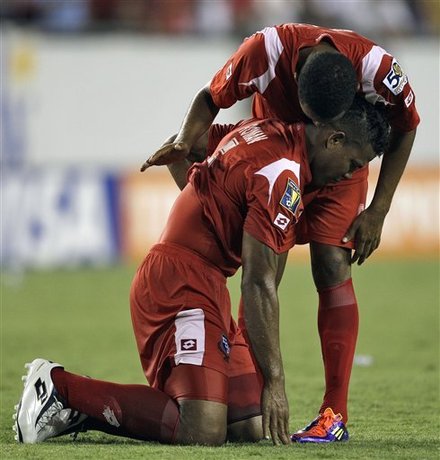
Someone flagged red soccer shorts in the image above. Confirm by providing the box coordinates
[295,166,369,249]
[130,243,261,420]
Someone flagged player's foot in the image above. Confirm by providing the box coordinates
[291,407,349,443]
[13,358,87,443]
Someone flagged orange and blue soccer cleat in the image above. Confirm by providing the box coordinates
[291,407,349,443]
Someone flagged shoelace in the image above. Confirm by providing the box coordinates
[69,411,88,441]
[36,400,64,431]
[53,408,87,441]
[305,411,338,437]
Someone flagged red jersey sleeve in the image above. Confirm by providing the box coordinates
[242,163,303,254]
[210,30,271,109]
[361,45,420,131]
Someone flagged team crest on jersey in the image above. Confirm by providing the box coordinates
[280,178,301,217]
[383,59,408,95]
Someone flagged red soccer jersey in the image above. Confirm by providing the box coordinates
[160,118,311,276]
[210,23,420,132]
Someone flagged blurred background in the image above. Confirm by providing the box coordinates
[2,5,438,452]
[2,0,439,269]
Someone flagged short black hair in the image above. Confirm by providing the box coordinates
[332,96,390,156]
[298,52,357,120]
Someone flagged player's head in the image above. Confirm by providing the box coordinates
[307,96,390,188]
[298,51,358,123]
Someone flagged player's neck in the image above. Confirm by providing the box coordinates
[297,42,339,75]
[304,124,319,163]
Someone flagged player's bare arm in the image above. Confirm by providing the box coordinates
[344,128,416,265]
[156,132,209,190]
[141,85,218,170]
[241,231,290,445]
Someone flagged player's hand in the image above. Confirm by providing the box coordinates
[140,142,190,171]
[261,380,291,445]
[342,207,386,265]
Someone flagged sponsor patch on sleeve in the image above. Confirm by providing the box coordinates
[404,90,414,107]
[383,59,408,96]
[273,212,291,231]
[226,63,233,81]
[280,178,301,216]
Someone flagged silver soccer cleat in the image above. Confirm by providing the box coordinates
[13,358,87,443]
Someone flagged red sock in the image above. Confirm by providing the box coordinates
[52,369,179,443]
[317,278,358,423]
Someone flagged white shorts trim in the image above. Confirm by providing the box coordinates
[174,308,205,366]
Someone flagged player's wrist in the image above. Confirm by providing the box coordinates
[367,202,389,218]
[262,366,285,384]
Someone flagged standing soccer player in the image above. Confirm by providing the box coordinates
[14,99,389,446]
[142,23,420,442]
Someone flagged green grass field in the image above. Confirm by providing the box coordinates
[1,260,439,459]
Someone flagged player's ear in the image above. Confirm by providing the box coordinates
[326,131,346,149]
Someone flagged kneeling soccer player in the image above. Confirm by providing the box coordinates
[14,97,389,446]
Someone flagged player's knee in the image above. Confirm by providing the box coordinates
[186,425,226,446]
[179,426,225,446]
[227,416,263,443]
[310,242,351,288]
[178,419,226,446]
[176,400,227,446]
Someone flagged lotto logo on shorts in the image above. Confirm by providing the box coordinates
[273,212,291,230]
[174,309,205,366]
[181,339,197,351]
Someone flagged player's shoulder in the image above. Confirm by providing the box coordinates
[239,25,284,60]
[274,23,377,65]
[234,117,290,142]
[216,117,303,156]
[236,118,305,165]
[278,23,372,44]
